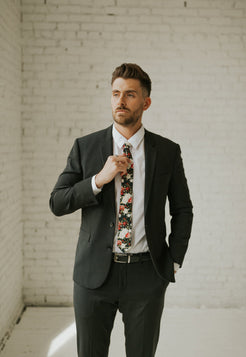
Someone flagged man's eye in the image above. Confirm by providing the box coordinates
[128,94,134,97]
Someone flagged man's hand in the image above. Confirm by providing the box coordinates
[95,155,130,188]
[174,262,180,274]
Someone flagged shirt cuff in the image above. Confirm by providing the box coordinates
[91,175,102,195]
[174,262,180,272]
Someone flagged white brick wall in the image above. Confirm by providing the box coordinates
[0,0,23,351]
[21,0,246,307]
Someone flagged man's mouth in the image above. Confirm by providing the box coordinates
[116,108,129,113]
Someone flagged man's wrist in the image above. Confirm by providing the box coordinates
[95,173,104,189]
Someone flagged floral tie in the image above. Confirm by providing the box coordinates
[117,143,134,252]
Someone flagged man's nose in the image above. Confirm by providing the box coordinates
[117,94,126,107]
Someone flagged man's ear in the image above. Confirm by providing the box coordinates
[143,97,151,111]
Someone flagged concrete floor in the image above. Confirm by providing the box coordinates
[1,307,246,357]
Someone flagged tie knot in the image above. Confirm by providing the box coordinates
[123,143,132,159]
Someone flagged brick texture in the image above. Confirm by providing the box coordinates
[19,0,246,308]
[0,0,23,351]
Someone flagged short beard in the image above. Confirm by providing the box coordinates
[112,111,142,127]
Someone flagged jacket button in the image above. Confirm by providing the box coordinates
[109,222,114,228]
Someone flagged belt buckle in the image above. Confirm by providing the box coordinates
[114,253,127,263]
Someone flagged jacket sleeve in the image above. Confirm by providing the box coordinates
[49,139,100,216]
[168,144,193,267]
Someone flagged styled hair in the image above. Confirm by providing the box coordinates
[111,63,151,97]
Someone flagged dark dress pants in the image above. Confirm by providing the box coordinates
[73,258,169,357]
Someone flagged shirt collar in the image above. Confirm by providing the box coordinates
[112,124,145,150]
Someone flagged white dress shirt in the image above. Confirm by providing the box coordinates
[92,125,180,272]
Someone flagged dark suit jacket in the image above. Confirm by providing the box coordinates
[49,125,193,289]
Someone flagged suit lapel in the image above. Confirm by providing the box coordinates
[144,130,157,215]
[99,125,116,213]
[99,125,113,163]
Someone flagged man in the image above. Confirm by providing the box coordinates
[49,63,193,357]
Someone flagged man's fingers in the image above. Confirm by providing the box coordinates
[96,154,131,187]
[114,155,129,163]
[113,155,130,171]
[118,163,128,174]
[114,155,132,176]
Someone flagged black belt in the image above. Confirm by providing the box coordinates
[113,252,151,264]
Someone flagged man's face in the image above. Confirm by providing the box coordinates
[111,78,150,128]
